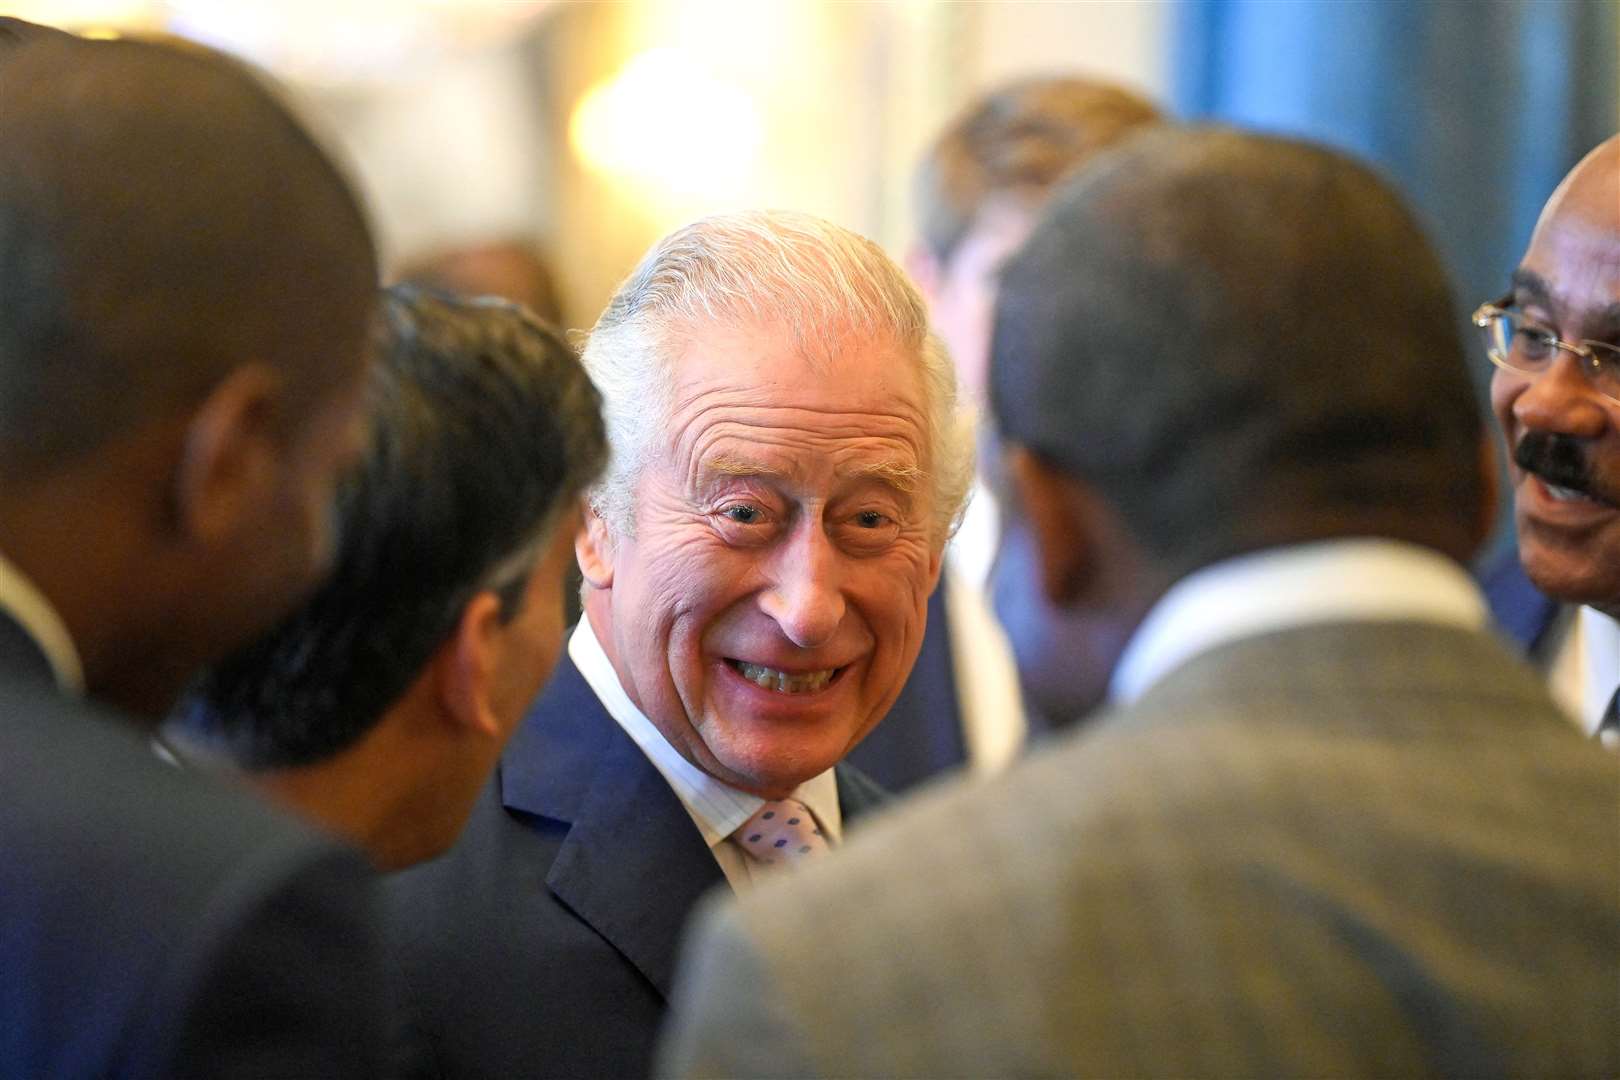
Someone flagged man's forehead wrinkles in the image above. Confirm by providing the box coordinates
[675,391,924,425]
[687,427,923,471]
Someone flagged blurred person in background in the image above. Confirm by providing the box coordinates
[908,76,1163,740]
[1478,135,1620,749]
[397,237,565,325]
[394,238,588,627]
[0,24,393,1076]
[662,127,1619,1078]
[385,209,971,1079]
[170,285,606,870]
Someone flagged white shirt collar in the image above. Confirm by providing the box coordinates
[0,547,83,694]
[1110,538,1487,705]
[566,616,842,852]
[1577,606,1620,736]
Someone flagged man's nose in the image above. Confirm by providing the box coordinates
[1512,353,1610,440]
[759,523,846,649]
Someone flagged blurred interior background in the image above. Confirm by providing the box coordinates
[11,0,1620,550]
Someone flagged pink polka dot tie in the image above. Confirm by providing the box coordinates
[732,798,830,866]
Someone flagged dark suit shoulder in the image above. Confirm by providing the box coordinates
[833,761,889,822]
[0,679,387,1078]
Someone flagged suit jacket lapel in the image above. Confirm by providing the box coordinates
[499,655,727,1002]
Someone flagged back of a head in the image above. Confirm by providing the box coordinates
[583,209,973,540]
[915,76,1162,262]
[0,34,378,473]
[177,287,607,769]
[992,126,1485,578]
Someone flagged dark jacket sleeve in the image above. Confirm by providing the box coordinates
[131,841,392,1079]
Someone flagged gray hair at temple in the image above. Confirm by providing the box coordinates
[580,209,973,542]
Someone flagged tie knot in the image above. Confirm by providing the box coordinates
[732,798,830,865]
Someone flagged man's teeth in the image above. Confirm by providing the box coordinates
[732,661,835,694]
[1545,482,1592,502]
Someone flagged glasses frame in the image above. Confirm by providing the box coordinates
[1472,294,1620,405]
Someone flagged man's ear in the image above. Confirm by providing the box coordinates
[435,590,505,738]
[1006,445,1101,607]
[170,364,285,543]
[576,506,615,590]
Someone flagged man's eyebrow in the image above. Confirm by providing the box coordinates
[702,455,776,479]
[1509,268,1553,309]
[1510,267,1620,340]
[841,459,923,493]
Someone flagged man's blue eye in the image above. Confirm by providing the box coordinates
[725,505,760,524]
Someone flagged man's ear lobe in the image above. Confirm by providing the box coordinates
[576,506,615,590]
[1006,445,1098,606]
[171,364,284,543]
[437,590,504,738]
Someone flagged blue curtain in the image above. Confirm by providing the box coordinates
[1173,0,1618,553]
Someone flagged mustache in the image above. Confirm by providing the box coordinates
[1513,432,1605,500]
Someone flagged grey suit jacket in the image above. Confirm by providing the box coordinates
[661,620,1620,1078]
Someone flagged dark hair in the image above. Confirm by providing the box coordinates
[914,76,1161,262]
[176,286,607,768]
[0,35,377,473]
[991,126,1485,577]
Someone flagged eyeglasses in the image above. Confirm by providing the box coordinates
[1473,295,1620,404]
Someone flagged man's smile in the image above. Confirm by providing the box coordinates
[724,658,846,694]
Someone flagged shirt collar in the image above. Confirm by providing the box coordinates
[1110,538,1487,706]
[0,547,83,694]
[1577,606,1620,735]
[567,616,842,848]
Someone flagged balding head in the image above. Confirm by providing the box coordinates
[1535,135,1619,240]
[992,127,1486,581]
[0,34,377,472]
[0,33,380,717]
[1490,133,1620,614]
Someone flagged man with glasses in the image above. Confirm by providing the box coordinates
[1477,134,1620,748]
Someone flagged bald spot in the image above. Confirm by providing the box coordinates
[1536,135,1619,238]
[0,37,378,471]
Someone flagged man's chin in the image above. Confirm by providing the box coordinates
[1518,533,1620,611]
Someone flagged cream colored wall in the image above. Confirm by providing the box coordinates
[293,0,1172,329]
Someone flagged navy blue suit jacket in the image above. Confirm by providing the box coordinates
[0,615,389,1078]
[843,583,965,791]
[1479,545,1565,657]
[385,653,887,1079]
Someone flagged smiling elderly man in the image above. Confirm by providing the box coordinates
[386,210,972,1079]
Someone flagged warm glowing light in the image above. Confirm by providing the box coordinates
[6,0,158,29]
[569,47,762,203]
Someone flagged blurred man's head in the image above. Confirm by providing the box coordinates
[909,76,1160,409]
[578,210,972,799]
[176,286,607,868]
[1485,135,1620,617]
[0,33,378,716]
[991,127,1491,705]
[397,239,565,326]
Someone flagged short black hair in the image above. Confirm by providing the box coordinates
[0,34,377,474]
[175,286,607,768]
[991,127,1484,577]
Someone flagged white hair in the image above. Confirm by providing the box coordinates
[581,209,973,542]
